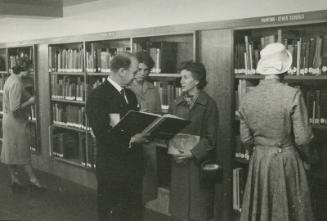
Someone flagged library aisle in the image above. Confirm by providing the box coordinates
[0,164,171,221]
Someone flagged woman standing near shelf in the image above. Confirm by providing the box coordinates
[168,61,218,221]
[239,43,314,221]
[128,51,162,204]
[1,58,46,193]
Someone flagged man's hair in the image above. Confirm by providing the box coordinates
[135,51,155,70]
[110,52,134,72]
[12,57,32,75]
[179,61,207,89]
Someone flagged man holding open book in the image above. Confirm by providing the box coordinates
[86,53,149,221]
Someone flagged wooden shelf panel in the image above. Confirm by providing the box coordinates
[312,124,327,130]
[51,98,85,105]
[51,123,89,133]
[0,71,8,74]
[235,74,327,81]
[53,156,87,168]
[50,72,85,76]
[87,72,109,77]
[149,73,181,81]
[234,157,249,164]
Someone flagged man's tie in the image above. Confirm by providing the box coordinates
[120,88,128,104]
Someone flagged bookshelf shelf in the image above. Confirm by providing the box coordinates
[53,156,86,168]
[51,123,88,133]
[234,157,249,164]
[51,98,85,105]
[50,72,85,76]
[87,72,109,77]
[235,74,327,81]
[312,124,327,130]
[0,71,8,74]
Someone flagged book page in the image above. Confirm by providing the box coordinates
[109,113,120,127]
[168,133,200,155]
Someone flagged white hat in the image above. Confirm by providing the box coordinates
[256,42,292,75]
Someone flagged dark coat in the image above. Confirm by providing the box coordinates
[86,79,144,181]
[169,90,219,221]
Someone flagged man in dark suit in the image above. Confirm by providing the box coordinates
[86,53,148,221]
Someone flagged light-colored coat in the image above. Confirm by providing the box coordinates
[239,79,314,221]
[1,74,30,165]
[169,90,219,221]
[129,80,162,203]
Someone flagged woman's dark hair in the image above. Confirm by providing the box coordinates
[110,53,133,72]
[12,58,32,75]
[135,51,155,70]
[179,61,207,89]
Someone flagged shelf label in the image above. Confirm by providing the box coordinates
[260,13,305,24]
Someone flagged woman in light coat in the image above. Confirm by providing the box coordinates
[239,43,314,221]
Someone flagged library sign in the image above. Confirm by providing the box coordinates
[260,14,305,24]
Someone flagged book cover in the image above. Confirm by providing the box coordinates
[167,133,200,155]
[112,110,190,140]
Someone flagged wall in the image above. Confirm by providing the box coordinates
[0,0,327,44]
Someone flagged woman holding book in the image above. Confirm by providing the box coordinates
[129,51,161,204]
[1,58,46,193]
[168,61,218,221]
[239,43,314,221]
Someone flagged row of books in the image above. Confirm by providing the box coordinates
[52,104,86,128]
[235,32,327,76]
[86,46,130,73]
[52,131,96,168]
[50,75,85,101]
[233,167,246,212]
[305,89,327,125]
[49,47,84,72]
[133,42,178,73]
[29,105,37,121]
[234,136,250,160]
[8,52,33,72]
[156,83,182,109]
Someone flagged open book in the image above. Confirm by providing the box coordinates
[112,110,191,140]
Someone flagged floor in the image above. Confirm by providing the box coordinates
[0,164,172,221]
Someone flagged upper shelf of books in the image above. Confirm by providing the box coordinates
[48,33,194,75]
[234,23,327,79]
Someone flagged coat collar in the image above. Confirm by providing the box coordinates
[175,90,209,107]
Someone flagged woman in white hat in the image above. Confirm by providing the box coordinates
[239,42,314,221]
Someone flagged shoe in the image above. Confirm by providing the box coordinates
[10,181,25,193]
[28,182,47,193]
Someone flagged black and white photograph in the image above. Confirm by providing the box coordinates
[0,0,326,220]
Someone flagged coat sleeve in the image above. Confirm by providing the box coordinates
[9,81,22,112]
[191,99,219,162]
[239,99,254,147]
[86,91,130,154]
[291,90,313,146]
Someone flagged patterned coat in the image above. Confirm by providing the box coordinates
[239,79,314,221]
[169,90,219,221]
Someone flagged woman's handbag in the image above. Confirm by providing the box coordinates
[199,159,223,185]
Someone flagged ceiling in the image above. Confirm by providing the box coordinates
[63,0,98,7]
[0,0,99,18]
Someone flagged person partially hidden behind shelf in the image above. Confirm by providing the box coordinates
[86,52,149,221]
[239,42,314,221]
[128,51,162,205]
[1,58,46,193]
[168,61,219,221]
